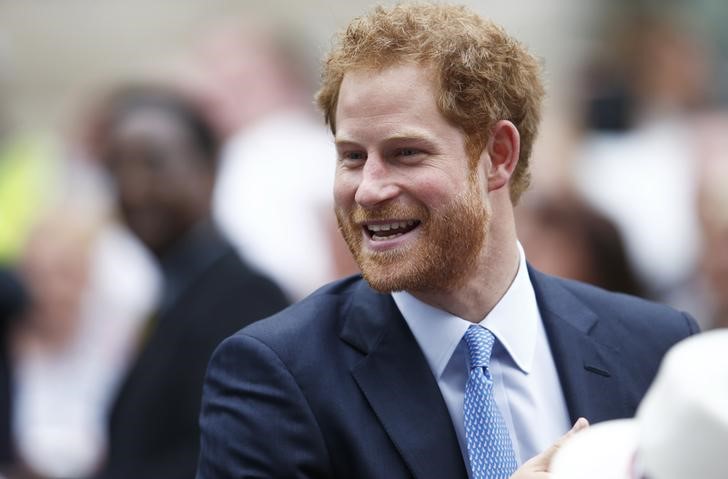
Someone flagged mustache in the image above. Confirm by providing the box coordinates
[343,204,430,224]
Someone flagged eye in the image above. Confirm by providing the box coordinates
[344,151,366,160]
[339,150,367,167]
[394,147,425,163]
[399,148,418,156]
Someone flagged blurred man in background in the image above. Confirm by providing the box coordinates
[95,85,288,479]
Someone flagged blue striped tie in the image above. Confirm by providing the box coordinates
[463,325,518,479]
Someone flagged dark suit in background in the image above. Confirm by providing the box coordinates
[197,269,698,479]
[95,85,290,479]
[0,268,26,467]
[99,224,288,479]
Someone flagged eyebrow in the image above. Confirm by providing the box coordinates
[335,130,436,148]
[334,137,358,146]
[382,134,435,146]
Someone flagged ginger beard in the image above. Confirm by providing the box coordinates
[336,177,489,293]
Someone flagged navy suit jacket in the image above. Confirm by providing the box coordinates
[197,268,698,479]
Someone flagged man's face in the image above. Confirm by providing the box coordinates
[103,107,213,256]
[333,62,489,293]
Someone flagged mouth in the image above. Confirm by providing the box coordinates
[363,220,421,241]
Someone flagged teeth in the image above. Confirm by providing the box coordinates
[368,221,413,232]
[366,220,419,241]
[372,232,404,241]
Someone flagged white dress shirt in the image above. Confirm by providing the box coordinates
[392,243,571,474]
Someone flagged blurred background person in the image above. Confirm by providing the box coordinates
[0,204,160,479]
[666,113,728,330]
[517,192,645,298]
[176,19,357,300]
[693,117,728,329]
[0,28,161,478]
[9,210,99,478]
[94,84,288,479]
[570,7,716,304]
[518,2,728,330]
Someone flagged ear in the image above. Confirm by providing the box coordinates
[483,120,520,193]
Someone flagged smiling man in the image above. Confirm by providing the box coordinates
[333,62,500,305]
[197,4,698,479]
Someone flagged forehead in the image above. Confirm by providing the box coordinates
[110,106,193,147]
[335,62,455,143]
[338,62,436,109]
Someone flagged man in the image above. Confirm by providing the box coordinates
[96,86,288,479]
[197,4,698,479]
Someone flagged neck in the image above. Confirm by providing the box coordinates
[409,201,520,323]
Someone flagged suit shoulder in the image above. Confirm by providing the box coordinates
[207,248,279,289]
[235,275,364,346]
[557,276,679,314]
[547,274,698,336]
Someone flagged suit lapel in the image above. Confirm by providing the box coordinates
[340,280,468,479]
[337,267,634,476]
[529,267,631,424]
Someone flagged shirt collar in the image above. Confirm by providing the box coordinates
[393,242,538,378]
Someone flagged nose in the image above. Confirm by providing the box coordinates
[111,159,154,210]
[354,156,400,208]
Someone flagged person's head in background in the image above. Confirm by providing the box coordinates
[517,192,645,297]
[623,13,712,119]
[14,210,97,349]
[98,85,219,258]
[177,18,317,138]
[584,9,713,131]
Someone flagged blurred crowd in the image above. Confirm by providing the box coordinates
[0,1,726,478]
[518,6,728,331]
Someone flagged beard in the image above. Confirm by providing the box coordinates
[336,179,489,293]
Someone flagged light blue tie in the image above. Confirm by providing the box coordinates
[463,325,518,479]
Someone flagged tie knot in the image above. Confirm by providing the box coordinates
[464,325,495,369]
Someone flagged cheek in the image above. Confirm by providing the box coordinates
[333,172,358,207]
[407,158,474,204]
[413,176,464,208]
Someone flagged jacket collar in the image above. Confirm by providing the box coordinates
[528,266,631,424]
[339,279,468,479]
[337,266,632,478]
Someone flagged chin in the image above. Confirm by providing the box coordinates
[357,250,465,294]
[361,270,411,293]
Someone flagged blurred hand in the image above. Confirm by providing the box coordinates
[510,417,589,479]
